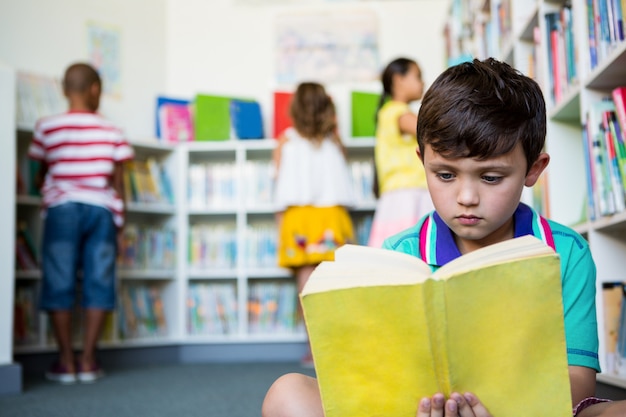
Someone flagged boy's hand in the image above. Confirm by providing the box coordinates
[417,392,492,417]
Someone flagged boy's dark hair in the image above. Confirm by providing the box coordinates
[63,63,101,94]
[417,58,546,171]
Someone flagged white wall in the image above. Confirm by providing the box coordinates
[165,0,450,139]
[0,0,167,139]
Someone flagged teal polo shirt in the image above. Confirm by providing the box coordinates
[383,203,600,371]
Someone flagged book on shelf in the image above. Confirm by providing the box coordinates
[584,99,625,217]
[300,236,571,417]
[248,281,298,334]
[229,99,264,140]
[602,282,625,375]
[194,94,232,141]
[187,282,238,335]
[13,284,39,345]
[118,283,167,339]
[613,87,626,135]
[155,96,191,140]
[273,91,293,138]
[157,100,194,143]
[15,221,38,271]
[124,159,173,204]
[350,91,378,138]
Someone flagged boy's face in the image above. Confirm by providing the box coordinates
[420,143,549,254]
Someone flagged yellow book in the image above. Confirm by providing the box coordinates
[301,235,572,417]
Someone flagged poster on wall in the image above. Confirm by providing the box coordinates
[87,21,122,99]
[275,9,379,85]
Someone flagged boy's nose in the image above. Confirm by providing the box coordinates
[456,181,480,207]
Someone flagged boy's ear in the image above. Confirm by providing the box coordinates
[524,152,550,187]
[416,147,423,162]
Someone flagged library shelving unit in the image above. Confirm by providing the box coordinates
[11,70,377,356]
[445,0,626,390]
[179,138,376,344]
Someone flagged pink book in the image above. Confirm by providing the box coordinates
[159,103,194,143]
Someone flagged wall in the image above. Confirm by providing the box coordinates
[0,0,167,139]
[165,0,450,139]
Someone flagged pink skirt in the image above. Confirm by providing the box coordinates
[367,188,434,248]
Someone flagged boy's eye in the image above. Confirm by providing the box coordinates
[482,175,502,184]
[436,173,454,181]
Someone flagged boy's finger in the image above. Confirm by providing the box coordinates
[416,397,431,417]
[463,392,493,417]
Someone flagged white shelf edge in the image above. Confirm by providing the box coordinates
[597,373,626,389]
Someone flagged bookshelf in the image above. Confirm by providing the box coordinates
[11,71,377,353]
[445,0,626,389]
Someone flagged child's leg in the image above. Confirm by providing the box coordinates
[262,373,323,417]
[295,265,316,295]
[80,204,117,369]
[41,203,81,372]
[295,265,317,361]
[81,308,107,368]
[48,310,75,371]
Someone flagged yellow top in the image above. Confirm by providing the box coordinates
[375,100,427,193]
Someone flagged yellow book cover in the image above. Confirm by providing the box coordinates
[301,235,572,417]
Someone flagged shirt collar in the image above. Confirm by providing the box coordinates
[426,203,535,267]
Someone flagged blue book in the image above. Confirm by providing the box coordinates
[229,99,264,140]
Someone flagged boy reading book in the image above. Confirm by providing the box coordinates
[261,58,601,417]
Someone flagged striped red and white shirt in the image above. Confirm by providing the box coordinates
[28,111,134,227]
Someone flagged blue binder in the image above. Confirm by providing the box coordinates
[229,99,264,140]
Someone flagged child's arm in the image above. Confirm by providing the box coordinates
[569,365,597,407]
[398,112,418,136]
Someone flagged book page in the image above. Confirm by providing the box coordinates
[301,244,432,295]
[432,235,556,280]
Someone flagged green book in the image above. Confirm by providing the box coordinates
[194,94,232,141]
[351,91,379,138]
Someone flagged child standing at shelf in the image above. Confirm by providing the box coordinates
[262,58,601,416]
[368,57,433,248]
[28,62,134,384]
[273,82,355,366]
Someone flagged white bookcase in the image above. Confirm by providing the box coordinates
[12,107,376,352]
[445,0,626,389]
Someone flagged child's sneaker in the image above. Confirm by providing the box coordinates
[45,362,77,384]
[77,362,104,383]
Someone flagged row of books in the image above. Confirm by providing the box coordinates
[246,222,279,269]
[189,223,238,269]
[118,224,177,270]
[117,282,168,339]
[124,158,174,205]
[15,221,38,271]
[156,90,380,143]
[157,95,265,143]
[186,281,301,336]
[587,0,625,70]
[582,87,626,220]
[545,6,578,106]
[187,282,238,335]
[248,281,301,334]
[188,159,375,210]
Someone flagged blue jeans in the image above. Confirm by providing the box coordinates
[40,202,117,310]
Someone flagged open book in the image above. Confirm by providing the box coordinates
[301,235,572,417]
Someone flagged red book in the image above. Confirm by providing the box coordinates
[273,91,293,139]
[612,87,626,134]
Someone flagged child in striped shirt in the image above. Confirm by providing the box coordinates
[28,62,134,384]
